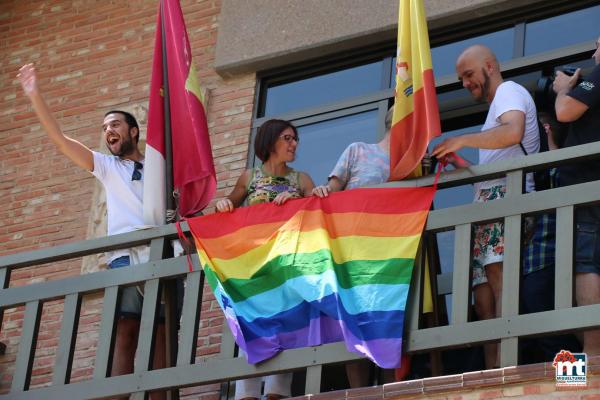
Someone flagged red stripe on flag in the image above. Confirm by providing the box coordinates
[187,187,435,239]
[390,69,440,181]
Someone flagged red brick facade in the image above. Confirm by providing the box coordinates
[0,1,254,397]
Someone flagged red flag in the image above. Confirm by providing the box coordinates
[389,0,441,181]
[144,0,216,224]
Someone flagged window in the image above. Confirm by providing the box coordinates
[261,60,385,117]
[524,5,600,56]
[432,28,515,78]
[291,110,380,184]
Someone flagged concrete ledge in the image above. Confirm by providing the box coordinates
[291,355,600,399]
[215,0,550,76]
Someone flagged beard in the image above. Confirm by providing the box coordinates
[107,129,135,157]
[474,68,491,103]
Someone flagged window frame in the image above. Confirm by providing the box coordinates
[249,0,598,170]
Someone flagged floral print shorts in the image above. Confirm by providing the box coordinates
[472,185,506,287]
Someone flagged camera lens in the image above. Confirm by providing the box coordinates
[534,76,556,113]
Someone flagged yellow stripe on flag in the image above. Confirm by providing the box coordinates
[198,231,422,281]
[393,0,433,125]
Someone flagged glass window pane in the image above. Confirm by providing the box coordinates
[431,28,514,79]
[263,61,384,117]
[290,110,379,185]
[524,5,600,56]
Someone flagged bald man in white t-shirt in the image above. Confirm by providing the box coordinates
[432,45,540,369]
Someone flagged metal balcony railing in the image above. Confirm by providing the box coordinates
[2,141,600,399]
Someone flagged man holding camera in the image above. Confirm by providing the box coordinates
[553,36,600,355]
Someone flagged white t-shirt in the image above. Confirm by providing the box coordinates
[91,151,145,263]
[476,81,540,194]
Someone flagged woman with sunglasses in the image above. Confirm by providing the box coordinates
[216,118,314,213]
[216,118,314,400]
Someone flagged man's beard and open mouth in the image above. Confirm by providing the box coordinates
[106,130,134,157]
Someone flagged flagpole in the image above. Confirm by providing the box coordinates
[159,3,179,396]
[161,0,175,224]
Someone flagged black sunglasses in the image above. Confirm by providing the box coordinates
[132,161,143,181]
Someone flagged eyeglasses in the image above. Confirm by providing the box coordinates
[132,161,143,181]
[279,134,299,143]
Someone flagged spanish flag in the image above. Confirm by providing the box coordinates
[144,0,216,225]
[188,187,435,368]
[390,0,441,181]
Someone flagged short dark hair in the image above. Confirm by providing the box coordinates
[254,119,298,162]
[538,111,567,149]
[104,110,140,143]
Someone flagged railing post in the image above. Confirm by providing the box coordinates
[500,214,521,367]
[0,267,10,356]
[219,322,236,359]
[555,206,574,309]
[176,270,203,366]
[220,322,237,399]
[304,365,322,395]
[11,300,42,392]
[93,286,119,379]
[53,293,82,385]
[131,237,169,400]
[505,170,523,197]
[451,224,471,325]
[134,279,161,373]
[406,241,423,333]
[499,170,523,367]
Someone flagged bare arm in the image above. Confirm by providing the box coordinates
[299,172,315,197]
[555,95,588,122]
[311,176,344,198]
[553,70,588,122]
[431,110,525,158]
[18,64,93,171]
[215,169,251,212]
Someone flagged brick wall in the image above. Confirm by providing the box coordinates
[0,0,255,397]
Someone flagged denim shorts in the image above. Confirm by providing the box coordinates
[109,256,165,320]
[574,222,600,274]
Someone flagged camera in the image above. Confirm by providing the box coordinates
[535,67,581,113]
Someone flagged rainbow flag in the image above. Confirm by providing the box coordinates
[188,187,435,368]
[389,0,441,181]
